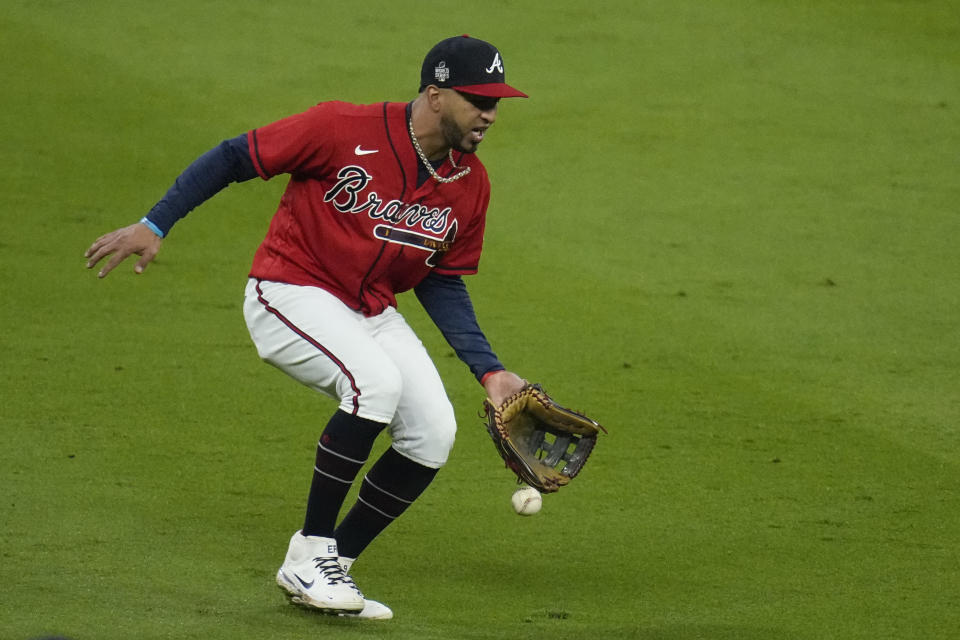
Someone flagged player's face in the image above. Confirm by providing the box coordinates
[439,90,499,155]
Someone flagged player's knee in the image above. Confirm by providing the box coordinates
[352,361,404,422]
[393,400,457,469]
[431,412,458,466]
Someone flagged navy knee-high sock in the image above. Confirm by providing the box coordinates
[301,410,387,538]
[334,446,439,559]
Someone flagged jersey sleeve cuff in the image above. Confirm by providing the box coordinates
[247,129,271,179]
[432,266,479,277]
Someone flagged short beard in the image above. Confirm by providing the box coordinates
[440,114,476,155]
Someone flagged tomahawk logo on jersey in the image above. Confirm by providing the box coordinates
[247,101,491,316]
[324,164,459,267]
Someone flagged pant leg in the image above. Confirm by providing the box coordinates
[363,306,458,469]
[243,279,403,423]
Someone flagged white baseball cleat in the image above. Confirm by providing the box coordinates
[337,598,394,620]
[276,531,364,613]
[335,556,393,620]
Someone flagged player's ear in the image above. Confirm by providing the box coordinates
[424,86,443,112]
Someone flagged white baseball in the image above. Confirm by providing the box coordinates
[511,485,542,516]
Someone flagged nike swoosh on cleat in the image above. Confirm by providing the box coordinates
[354,145,379,156]
[293,573,315,589]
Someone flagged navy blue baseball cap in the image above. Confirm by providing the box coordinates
[419,35,528,98]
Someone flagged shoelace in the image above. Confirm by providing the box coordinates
[313,557,353,587]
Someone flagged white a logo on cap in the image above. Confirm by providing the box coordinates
[485,53,503,74]
[435,61,450,82]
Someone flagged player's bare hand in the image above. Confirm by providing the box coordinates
[483,370,528,407]
[84,222,163,278]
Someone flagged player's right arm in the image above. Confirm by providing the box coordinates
[84,134,257,278]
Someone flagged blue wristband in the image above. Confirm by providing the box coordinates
[139,217,165,238]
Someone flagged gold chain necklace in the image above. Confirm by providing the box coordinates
[408,117,471,184]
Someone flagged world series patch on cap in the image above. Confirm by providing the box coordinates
[420,35,528,98]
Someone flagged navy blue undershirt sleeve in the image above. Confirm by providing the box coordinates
[414,272,505,382]
[143,133,257,236]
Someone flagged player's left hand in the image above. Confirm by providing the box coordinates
[482,370,527,406]
[84,222,163,279]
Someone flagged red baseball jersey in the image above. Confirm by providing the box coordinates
[246,101,491,316]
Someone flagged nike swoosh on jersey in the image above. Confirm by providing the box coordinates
[354,145,379,156]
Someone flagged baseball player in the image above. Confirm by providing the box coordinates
[84,35,528,620]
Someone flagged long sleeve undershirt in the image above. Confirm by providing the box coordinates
[142,133,504,382]
[144,134,256,236]
[414,272,504,381]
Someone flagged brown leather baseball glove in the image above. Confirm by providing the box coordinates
[482,384,606,493]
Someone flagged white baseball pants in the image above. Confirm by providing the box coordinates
[242,278,457,468]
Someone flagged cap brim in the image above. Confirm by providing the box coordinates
[452,83,529,98]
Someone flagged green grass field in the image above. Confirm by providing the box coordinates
[2,2,958,639]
